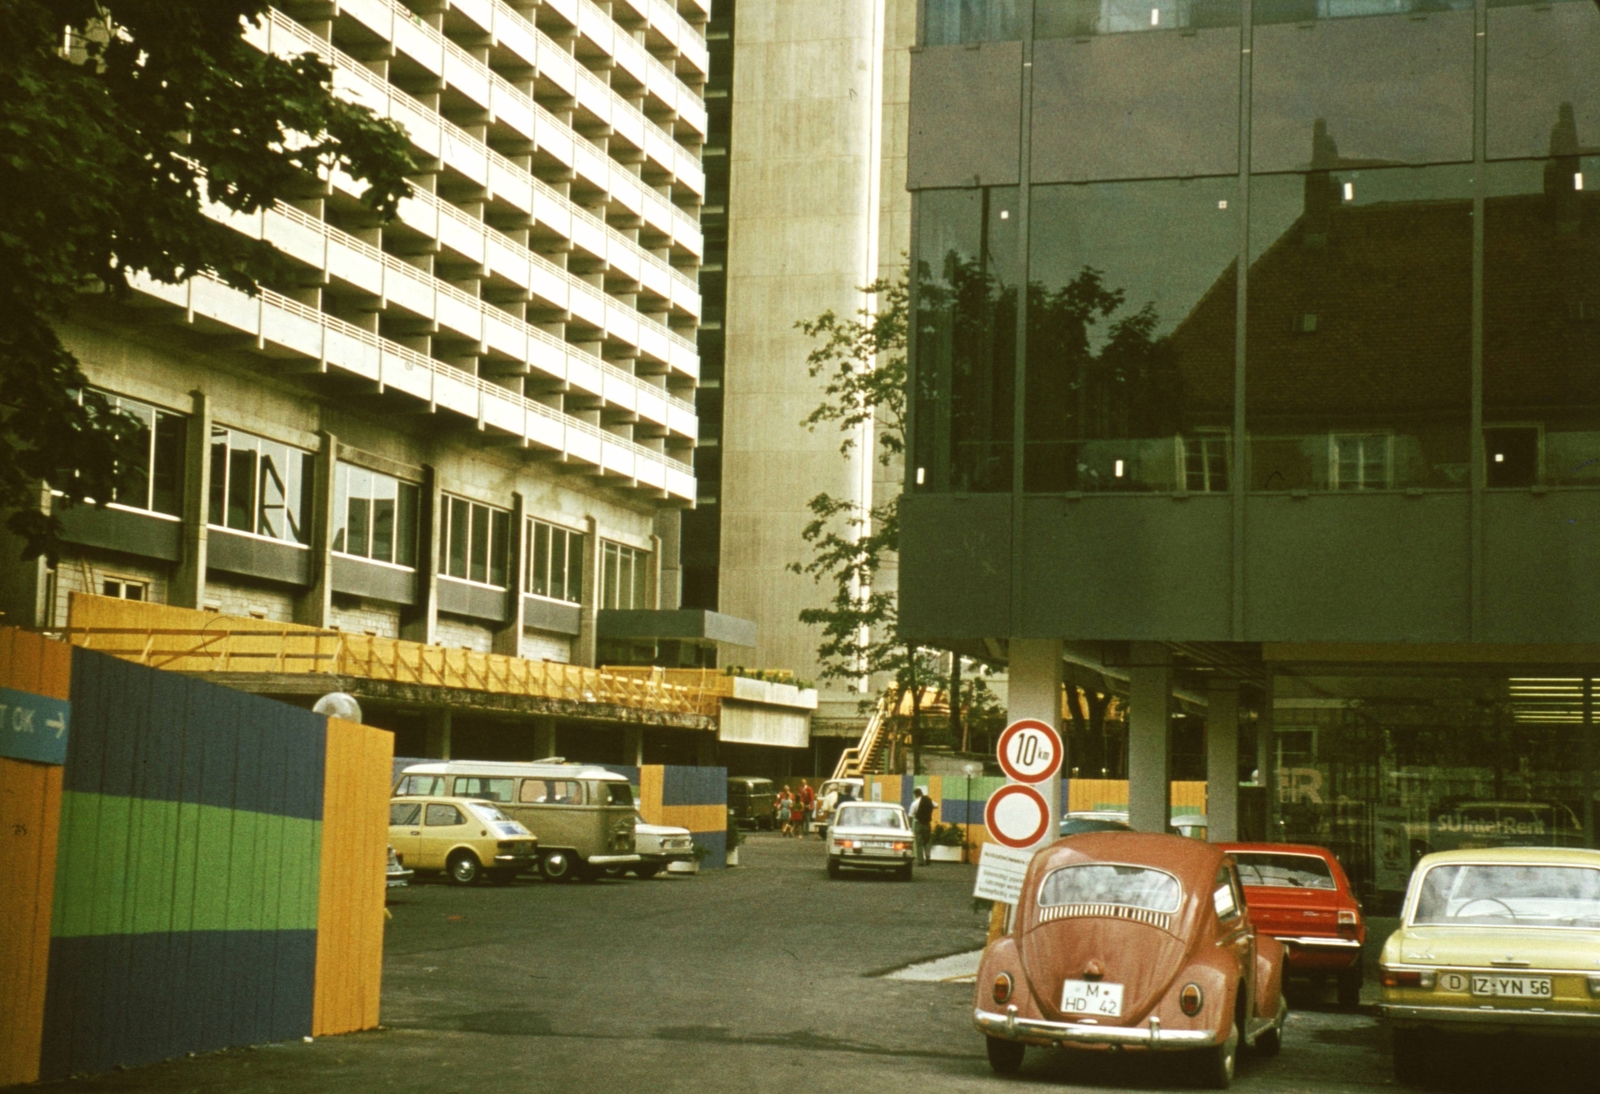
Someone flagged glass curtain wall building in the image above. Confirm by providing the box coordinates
[904,0,1600,901]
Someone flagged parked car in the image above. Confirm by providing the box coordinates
[395,761,640,882]
[1172,814,1209,840]
[826,801,914,880]
[386,845,413,888]
[726,776,776,829]
[1220,842,1366,1006]
[1061,811,1134,836]
[812,777,865,836]
[388,797,538,885]
[629,811,696,878]
[974,832,1287,1088]
[1380,847,1600,1085]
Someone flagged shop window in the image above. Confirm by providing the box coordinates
[601,542,651,610]
[101,578,147,601]
[527,519,584,604]
[332,463,420,567]
[207,427,314,545]
[440,495,512,588]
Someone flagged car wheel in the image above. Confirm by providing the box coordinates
[539,851,576,883]
[1337,967,1363,1008]
[1199,1023,1239,1089]
[447,851,481,886]
[631,864,663,880]
[1391,1029,1432,1087]
[985,1036,1025,1075]
[827,858,842,879]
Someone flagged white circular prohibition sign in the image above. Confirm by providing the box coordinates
[985,783,1052,849]
[996,718,1063,784]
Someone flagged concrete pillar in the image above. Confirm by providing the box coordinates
[533,718,557,760]
[295,431,336,627]
[1127,644,1173,834]
[1260,672,1279,840]
[170,391,212,609]
[401,465,439,644]
[1207,679,1240,843]
[1008,639,1064,848]
[493,492,527,656]
[624,726,644,767]
[573,515,600,667]
[424,709,452,759]
[654,510,681,610]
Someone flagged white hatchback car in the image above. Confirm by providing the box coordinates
[632,813,696,878]
[827,802,914,880]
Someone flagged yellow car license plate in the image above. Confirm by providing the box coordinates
[1061,980,1123,1017]
[1471,975,1552,999]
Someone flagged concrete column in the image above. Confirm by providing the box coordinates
[624,726,644,767]
[1008,639,1064,849]
[493,492,527,656]
[533,718,557,760]
[424,709,452,759]
[1260,672,1280,841]
[654,510,681,610]
[573,515,600,667]
[1127,644,1173,834]
[401,465,439,644]
[170,390,212,609]
[1207,679,1240,843]
[295,431,336,627]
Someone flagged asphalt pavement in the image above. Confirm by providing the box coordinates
[12,833,1600,1094]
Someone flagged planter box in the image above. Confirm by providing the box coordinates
[726,847,740,867]
[930,845,964,863]
[667,860,699,875]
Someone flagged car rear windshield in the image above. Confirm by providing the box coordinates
[1233,853,1337,890]
[1039,864,1182,912]
[835,806,906,830]
[607,783,634,806]
[1413,864,1600,927]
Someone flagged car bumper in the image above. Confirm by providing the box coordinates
[830,850,911,868]
[1381,1003,1600,1033]
[586,854,642,866]
[493,854,537,866]
[386,869,413,888]
[639,851,696,864]
[974,1007,1218,1050]
[1275,935,1364,968]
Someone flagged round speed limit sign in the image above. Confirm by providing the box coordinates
[996,718,1063,784]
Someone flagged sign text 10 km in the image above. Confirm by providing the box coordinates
[995,718,1063,785]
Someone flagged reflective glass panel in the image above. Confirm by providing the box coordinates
[1486,0,1600,163]
[370,474,397,563]
[1026,177,1237,493]
[1484,155,1600,487]
[552,527,570,601]
[531,520,551,597]
[226,439,257,532]
[151,412,185,517]
[469,503,489,584]
[924,0,1024,44]
[1034,0,1239,37]
[1246,166,1473,491]
[914,187,1020,493]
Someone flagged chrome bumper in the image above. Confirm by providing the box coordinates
[586,854,642,866]
[386,870,413,888]
[1382,1004,1600,1031]
[639,851,695,864]
[1275,936,1363,950]
[493,853,535,865]
[974,1007,1217,1050]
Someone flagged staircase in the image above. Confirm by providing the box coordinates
[831,695,892,779]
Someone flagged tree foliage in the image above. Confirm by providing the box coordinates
[0,0,415,560]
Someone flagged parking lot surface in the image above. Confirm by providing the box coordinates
[14,833,1600,1094]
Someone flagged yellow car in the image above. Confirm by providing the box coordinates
[1380,847,1600,1085]
[390,796,538,885]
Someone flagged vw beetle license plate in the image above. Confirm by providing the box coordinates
[1061,980,1123,1017]
[1471,975,1552,999]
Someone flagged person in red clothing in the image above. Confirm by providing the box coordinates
[797,781,816,837]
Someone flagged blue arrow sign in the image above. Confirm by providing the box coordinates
[0,687,71,766]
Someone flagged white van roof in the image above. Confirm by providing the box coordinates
[401,760,629,783]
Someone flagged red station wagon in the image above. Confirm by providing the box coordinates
[1218,843,1367,1007]
[974,833,1288,1088]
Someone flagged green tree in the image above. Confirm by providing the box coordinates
[1,0,414,561]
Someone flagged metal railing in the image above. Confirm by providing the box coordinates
[832,694,893,780]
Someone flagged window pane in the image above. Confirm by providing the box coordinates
[618,549,634,609]
[448,497,469,579]
[332,464,349,553]
[923,0,1023,44]
[1487,3,1600,163]
[151,412,186,517]
[257,441,288,540]
[913,187,1020,493]
[469,504,490,584]
[489,509,510,588]
[1035,0,1240,38]
[552,529,570,601]
[564,533,582,603]
[287,450,313,546]
[227,442,256,532]
[632,548,649,609]
[1039,864,1182,912]
[396,481,418,567]
[347,468,372,558]
[602,543,618,609]
[115,399,153,509]
[209,428,228,527]
[1025,177,1237,493]
[532,521,551,596]
[1247,166,1473,491]
[371,474,397,563]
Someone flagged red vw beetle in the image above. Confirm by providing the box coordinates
[1217,842,1366,1006]
[974,833,1287,1088]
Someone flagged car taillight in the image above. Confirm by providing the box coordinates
[993,973,1013,1005]
[835,840,855,849]
[892,842,909,851]
[1180,984,1204,1017]
[1381,968,1435,989]
[1338,909,1359,926]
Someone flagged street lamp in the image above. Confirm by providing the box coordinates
[313,691,363,724]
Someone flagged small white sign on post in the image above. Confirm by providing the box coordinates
[973,842,1035,906]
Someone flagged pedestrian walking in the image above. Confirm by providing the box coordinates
[798,781,816,837]
[789,791,805,837]
[776,787,793,836]
[911,786,938,865]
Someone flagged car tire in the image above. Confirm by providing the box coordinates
[1391,1029,1432,1087]
[487,868,518,886]
[447,851,481,886]
[985,1036,1025,1075]
[539,851,576,883]
[1337,967,1363,1008]
[1199,1023,1239,1089]
[827,858,842,879]
[631,864,663,880]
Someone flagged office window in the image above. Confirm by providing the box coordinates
[332,463,419,567]
[923,0,1024,44]
[601,542,651,610]
[440,494,512,588]
[86,392,185,517]
[207,428,314,545]
[527,519,584,604]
